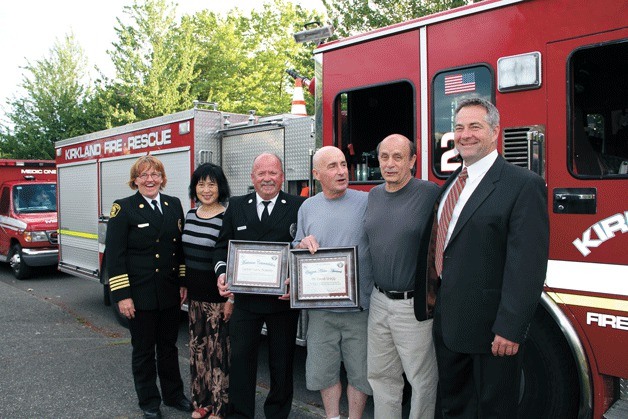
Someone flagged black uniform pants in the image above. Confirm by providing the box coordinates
[227,306,300,419]
[128,305,185,410]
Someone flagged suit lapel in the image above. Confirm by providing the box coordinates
[267,191,289,225]
[158,196,174,236]
[243,193,261,230]
[447,156,504,246]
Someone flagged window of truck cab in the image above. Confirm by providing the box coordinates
[569,40,628,178]
[432,66,494,178]
[333,81,415,183]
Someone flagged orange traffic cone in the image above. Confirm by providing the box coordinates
[290,78,307,116]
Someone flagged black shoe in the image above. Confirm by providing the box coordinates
[164,396,193,412]
[142,407,162,419]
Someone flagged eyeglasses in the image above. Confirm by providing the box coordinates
[138,172,162,180]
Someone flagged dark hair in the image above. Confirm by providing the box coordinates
[189,163,231,203]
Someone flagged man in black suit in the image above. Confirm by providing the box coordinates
[106,155,192,419]
[215,153,306,419]
[428,98,549,418]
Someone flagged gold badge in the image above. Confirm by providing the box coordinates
[164,201,169,206]
[110,203,121,218]
[139,203,145,208]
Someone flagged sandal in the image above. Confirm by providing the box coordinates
[192,407,210,419]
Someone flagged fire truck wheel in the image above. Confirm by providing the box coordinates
[517,307,580,419]
[9,244,32,280]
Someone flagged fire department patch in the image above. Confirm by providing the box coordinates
[110,203,121,218]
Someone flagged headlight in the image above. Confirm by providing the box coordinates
[24,231,49,242]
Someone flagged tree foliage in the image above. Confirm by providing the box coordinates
[189,0,321,115]
[322,0,470,37]
[0,0,469,158]
[108,0,199,120]
[0,34,90,159]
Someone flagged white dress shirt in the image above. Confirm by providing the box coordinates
[438,150,498,248]
[256,193,278,220]
[142,193,162,212]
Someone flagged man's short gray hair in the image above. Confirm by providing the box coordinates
[455,98,500,129]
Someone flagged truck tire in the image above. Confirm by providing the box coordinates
[9,244,32,280]
[517,308,580,419]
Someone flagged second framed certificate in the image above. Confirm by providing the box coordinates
[226,240,290,295]
[289,246,359,309]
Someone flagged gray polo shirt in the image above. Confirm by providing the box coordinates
[365,178,439,292]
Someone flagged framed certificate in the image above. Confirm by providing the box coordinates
[226,240,290,295]
[289,247,359,309]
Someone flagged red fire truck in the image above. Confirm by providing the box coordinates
[0,160,57,279]
[54,104,313,331]
[311,0,627,417]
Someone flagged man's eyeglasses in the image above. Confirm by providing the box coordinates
[138,172,162,180]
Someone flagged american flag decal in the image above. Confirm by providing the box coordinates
[444,72,476,95]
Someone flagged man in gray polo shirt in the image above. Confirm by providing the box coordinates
[293,146,373,419]
[364,134,439,419]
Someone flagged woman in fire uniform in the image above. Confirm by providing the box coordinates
[105,155,192,419]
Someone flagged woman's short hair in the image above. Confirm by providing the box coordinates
[189,163,231,203]
[128,155,167,190]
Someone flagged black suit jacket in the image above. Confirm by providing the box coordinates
[105,191,185,310]
[214,191,306,313]
[433,155,549,353]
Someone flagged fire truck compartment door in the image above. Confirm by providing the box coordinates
[100,149,191,217]
[58,161,99,276]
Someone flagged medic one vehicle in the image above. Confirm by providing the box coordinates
[311,0,627,417]
[0,160,58,279]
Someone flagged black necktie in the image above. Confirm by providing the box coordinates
[151,199,162,216]
[261,201,270,223]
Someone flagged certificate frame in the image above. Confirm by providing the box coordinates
[226,240,290,295]
[289,246,359,309]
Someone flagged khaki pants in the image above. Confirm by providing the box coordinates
[367,291,438,419]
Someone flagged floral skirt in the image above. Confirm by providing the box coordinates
[188,300,230,417]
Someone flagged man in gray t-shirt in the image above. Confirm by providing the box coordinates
[294,146,373,419]
[364,134,439,419]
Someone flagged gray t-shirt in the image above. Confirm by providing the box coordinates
[293,188,373,310]
[365,178,439,292]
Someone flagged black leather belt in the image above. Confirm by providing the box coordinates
[374,283,414,300]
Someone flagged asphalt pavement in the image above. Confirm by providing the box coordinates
[0,271,331,418]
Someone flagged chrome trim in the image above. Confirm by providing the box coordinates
[540,292,593,419]
[22,248,58,256]
[526,130,545,178]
